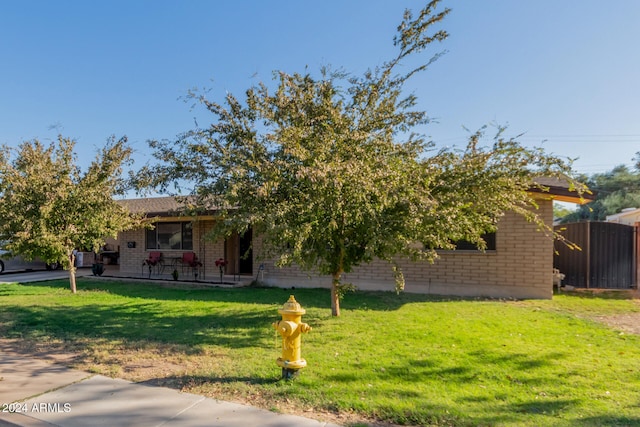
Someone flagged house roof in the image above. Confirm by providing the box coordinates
[606,207,640,223]
[118,196,217,218]
[119,197,184,216]
[530,176,594,205]
[120,176,592,217]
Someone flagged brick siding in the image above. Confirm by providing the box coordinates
[118,219,224,279]
[259,200,555,299]
[116,199,554,299]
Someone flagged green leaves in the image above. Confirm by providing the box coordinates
[0,136,144,292]
[560,164,640,223]
[140,1,584,315]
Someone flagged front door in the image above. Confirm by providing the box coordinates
[238,228,253,275]
[224,228,253,276]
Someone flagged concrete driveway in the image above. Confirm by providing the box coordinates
[0,268,91,284]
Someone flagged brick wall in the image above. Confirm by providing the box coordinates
[118,228,147,274]
[259,200,555,299]
[118,219,225,279]
[116,200,554,299]
[196,220,225,280]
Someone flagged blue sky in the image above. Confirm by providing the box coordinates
[1,0,639,177]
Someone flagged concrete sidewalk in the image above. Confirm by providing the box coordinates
[0,353,340,427]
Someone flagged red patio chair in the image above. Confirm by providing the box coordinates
[142,251,163,277]
[180,252,202,276]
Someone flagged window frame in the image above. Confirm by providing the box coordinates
[145,221,193,251]
[434,232,497,253]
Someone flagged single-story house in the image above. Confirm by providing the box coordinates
[111,179,590,299]
[606,207,640,226]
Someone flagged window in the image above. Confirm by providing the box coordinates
[451,232,496,251]
[146,222,193,250]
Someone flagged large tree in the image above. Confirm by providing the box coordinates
[0,136,143,293]
[560,164,640,223]
[139,1,584,316]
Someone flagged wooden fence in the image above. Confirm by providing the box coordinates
[554,221,636,289]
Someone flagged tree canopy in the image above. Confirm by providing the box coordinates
[0,136,143,292]
[559,163,640,223]
[138,1,585,316]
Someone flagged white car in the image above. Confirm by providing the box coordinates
[0,249,61,274]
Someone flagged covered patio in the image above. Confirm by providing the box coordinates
[88,264,254,287]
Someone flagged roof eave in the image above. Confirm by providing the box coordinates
[529,187,594,205]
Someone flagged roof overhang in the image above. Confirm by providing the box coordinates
[529,177,594,205]
[117,196,220,218]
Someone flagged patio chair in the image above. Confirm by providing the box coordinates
[180,252,202,277]
[142,251,163,277]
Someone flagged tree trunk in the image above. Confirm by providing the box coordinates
[68,253,77,294]
[331,272,341,317]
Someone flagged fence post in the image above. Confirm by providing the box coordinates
[586,221,591,289]
[635,222,640,289]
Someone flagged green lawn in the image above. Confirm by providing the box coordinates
[1,278,639,427]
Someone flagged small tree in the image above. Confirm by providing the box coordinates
[139,1,585,315]
[0,136,143,293]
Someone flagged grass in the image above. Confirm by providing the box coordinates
[1,278,640,426]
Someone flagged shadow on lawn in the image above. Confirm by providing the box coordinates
[1,302,276,349]
[574,415,640,426]
[138,373,278,388]
[1,279,465,356]
[456,398,582,426]
[18,277,469,311]
[330,349,568,387]
[558,289,640,300]
[509,398,579,415]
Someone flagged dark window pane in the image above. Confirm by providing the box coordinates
[453,232,496,251]
[182,222,193,250]
[146,228,157,250]
[146,221,193,250]
[157,223,181,249]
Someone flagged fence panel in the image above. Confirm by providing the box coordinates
[554,222,635,289]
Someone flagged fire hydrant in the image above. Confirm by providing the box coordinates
[273,295,311,379]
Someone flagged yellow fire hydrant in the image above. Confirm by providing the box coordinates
[273,295,311,379]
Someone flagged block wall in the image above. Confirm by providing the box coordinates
[118,220,224,279]
[115,200,554,299]
[118,228,147,274]
[259,200,555,299]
